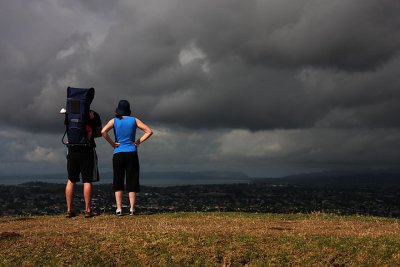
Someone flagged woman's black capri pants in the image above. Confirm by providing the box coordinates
[112,151,140,192]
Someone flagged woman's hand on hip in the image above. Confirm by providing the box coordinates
[112,142,120,148]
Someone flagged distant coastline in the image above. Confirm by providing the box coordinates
[1,169,399,187]
[0,171,253,187]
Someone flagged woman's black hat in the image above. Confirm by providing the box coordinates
[115,100,131,116]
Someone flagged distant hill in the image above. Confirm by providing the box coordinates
[252,170,400,188]
[0,173,67,185]
[2,169,400,187]
[142,171,249,180]
[0,171,250,186]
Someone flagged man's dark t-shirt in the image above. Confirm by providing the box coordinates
[68,110,102,152]
[87,110,102,147]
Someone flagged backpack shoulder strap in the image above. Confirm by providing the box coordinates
[62,128,68,145]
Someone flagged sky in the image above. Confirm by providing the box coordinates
[0,0,400,178]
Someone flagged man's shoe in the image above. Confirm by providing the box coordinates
[129,209,136,216]
[116,209,122,216]
[85,211,97,218]
[65,211,76,218]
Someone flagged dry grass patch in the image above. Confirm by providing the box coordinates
[1,212,400,266]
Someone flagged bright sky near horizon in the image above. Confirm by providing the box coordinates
[0,0,400,177]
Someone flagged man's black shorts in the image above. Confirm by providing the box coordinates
[113,152,140,192]
[67,147,95,183]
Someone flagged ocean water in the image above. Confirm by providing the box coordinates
[0,175,252,187]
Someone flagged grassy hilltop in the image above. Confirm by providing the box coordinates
[1,212,400,266]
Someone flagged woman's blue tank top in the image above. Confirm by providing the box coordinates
[113,116,137,154]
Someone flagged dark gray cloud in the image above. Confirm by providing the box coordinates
[1,126,399,177]
[0,0,400,175]
[86,0,400,130]
[252,0,400,71]
[0,0,115,132]
[2,0,400,131]
[217,128,400,166]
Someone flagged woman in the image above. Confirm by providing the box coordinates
[101,100,153,215]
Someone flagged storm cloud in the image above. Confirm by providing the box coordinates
[0,0,399,176]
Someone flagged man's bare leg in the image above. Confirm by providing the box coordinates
[83,182,92,213]
[65,179,75,213]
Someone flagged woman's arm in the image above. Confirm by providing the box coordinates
[101,119,119,148]
[134,118,153,146]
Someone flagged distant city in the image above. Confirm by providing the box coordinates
[1,170,400,217]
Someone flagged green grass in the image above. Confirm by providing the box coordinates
[1,212,400,266]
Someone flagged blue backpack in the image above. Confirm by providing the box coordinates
[62,87,95,146]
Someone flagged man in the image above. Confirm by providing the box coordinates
[65,110,102,218]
